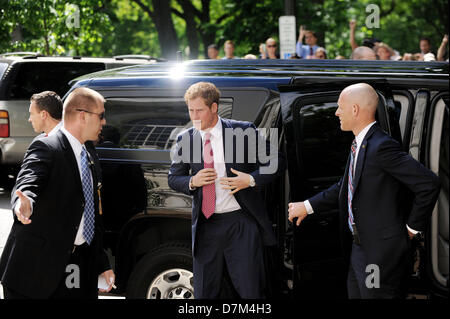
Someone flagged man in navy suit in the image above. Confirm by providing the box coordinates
[168,82,283,298]
[288,83,440,298]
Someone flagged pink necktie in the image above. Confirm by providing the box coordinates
[202,132,215,219]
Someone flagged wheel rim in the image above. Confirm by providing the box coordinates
[146,268,194,299]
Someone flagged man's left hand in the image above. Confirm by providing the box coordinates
[220,168,251,194]
[407,230,416,240]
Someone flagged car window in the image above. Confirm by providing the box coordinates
[8,62,105,99]
[296,100,353,196]
[0,63,9,79]
[101,97,233,150]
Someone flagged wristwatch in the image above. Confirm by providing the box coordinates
[249,175,256,187]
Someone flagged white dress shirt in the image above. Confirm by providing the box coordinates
[303,121,418,234]
[60,126,91,245]
[197,117,241,214]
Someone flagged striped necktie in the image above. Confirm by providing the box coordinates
[347,139,357,233]
[202,132,215,219]
[81,147,95,244]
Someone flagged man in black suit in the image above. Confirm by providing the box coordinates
[0,87,114,299]
[28,91,63,137]
[168,82,283,298]
[288,83,440,298]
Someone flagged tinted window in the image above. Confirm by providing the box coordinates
[101,97,233,150]
[297,100,353,195]
[9,62,104,99]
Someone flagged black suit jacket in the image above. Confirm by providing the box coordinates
[0,130,110,298]
[309,124,440,291]
[168,118,284,255]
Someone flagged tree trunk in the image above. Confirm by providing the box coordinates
[177,0,199,59]
[152,0,179,60]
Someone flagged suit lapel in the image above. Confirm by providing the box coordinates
[221,118,232,175]
[353,124,378,192]
[57,130,83,193]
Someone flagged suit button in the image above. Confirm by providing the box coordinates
[75,226,79,230]
[81,203,85,208]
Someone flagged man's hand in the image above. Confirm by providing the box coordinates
[349,19,357,30]
[288,202,308,226]
[192,168,217,187]
[14,190,32,225]
[220,168,251,195]
[298,25,305,41]
[99,269,116,293]
[407,230,416,240]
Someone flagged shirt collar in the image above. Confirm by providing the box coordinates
[60,126,84,158]
[199,116,222,140]
[47,121,62,137]
[355,121,376,148]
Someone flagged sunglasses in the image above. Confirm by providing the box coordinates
[267,44,277,48]
[76,108,105,120]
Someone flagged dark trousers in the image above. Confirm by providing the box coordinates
[347,243,404,299]
[3,243,97,299]
[194,210,266,299]
[50,243,98,299]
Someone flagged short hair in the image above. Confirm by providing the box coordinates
[184,82,220,107]
[224,40,235,47]
[30,91,62,120]
[305,30,317,39]
[63,87,105,120]
[420,37,431,44]
[208,44,219,51]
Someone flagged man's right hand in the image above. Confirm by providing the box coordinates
[14,190,32,225]
[349,19,356,29]
[288,201,308,226]
[192,168,217,187]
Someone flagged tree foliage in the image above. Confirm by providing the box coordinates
[0,0,448,60]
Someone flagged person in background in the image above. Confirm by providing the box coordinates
[222,40,239,59]
[260,38,280,59]
[207,44,220,60]
[296,25,319,59]
[437,35,448,61]
[373,43,395,60]
[351,46,377,60]
[314,47,327,59]
[28,91,62,137]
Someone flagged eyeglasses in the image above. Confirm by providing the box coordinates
[267,44,277,48]
[76,108,105,120]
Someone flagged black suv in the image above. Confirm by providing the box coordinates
[66,59,448,299]
[0,53,157,185]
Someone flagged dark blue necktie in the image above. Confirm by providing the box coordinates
[81,147,95,244]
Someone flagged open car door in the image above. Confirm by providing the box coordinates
[280,78,400,298]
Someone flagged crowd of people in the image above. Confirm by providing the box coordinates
[206,21,449,62]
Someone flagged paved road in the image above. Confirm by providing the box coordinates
[0,186,13,299]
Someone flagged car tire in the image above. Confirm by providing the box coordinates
[126,241,194,299]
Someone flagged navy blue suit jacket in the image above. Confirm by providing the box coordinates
[168,118,284,255]
[308,124,440,291]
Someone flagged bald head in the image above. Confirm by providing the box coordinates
[63,87,105,122]
[351,46,377,60]
[342,83,378,115]
[336,83,378,135]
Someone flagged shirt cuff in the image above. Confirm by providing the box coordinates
[189,177,196,191]
[406,225,420,235]
[304,200,314,214]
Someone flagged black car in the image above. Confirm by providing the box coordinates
[66,59,448,299]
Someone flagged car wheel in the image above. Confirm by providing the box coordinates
[126,242,194,299]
